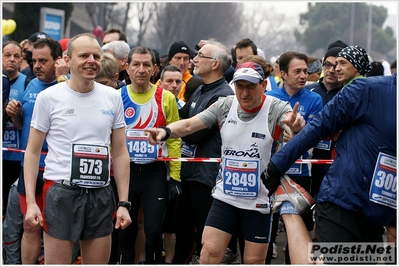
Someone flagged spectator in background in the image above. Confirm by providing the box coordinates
[5,37,69,264]
[159,64,184,109]
[306,57,322,84]
[240,54,275,93]
[266,51,323,264]
[183,76,204,102]
[221,50,235,83]
[233,38,278,91]
[151,49,162,84]
[257,48,266,61]
[96,52,130,264]
[55,38,70,79]
[381,60,392,76]
[366,61,385,77]
[172,39,234,264]
[305,46,344,200]
[155,41,193,102]
[327,39,348,51]
[195,40,234,83]
[102,28,128,45]
[159,53,167,66]
[95,53,123,89]
[58,38,71,54]
[2,40,30,216]
[234,38,258,64]
[21,31,51,80]
[102,40,131,85]
[19,39,29,71]
[2,179,23,264]
[158,64,184,263]
[273,58,283,88]
[390,59,397,74]
[2,68,10,136]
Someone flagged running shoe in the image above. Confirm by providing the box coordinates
[193,255,200,264]
[273,174,314,214]
[272,243,278,259]
[221,248,241,264]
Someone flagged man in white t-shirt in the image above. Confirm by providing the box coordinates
[23,33,132,264]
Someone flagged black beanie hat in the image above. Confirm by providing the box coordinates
[327,40,348,50]
[365,61,384,77]
[168,41,191,61]
[324,47,343,60]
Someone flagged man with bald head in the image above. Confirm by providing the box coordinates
[23,33,131,264]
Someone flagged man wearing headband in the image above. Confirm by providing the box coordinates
[335,45,372,85]
[144,61,309,264]
[266,72,397,264]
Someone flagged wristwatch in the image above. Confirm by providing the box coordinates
[118,201,131,211]
[57,75,68,83]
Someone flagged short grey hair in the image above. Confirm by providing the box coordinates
[205,38,232,73]
[102,40,130,60]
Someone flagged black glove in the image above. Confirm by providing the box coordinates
[261,161,283,197]
[168,179,182,201]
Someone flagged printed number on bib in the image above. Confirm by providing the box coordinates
[79,159,103,175]
[71,144,109,187]
[2,126,19,148]
[128,140,155,154]
[181,141,197,157]
[126,129,157,164]
[223,158,260,198]
[369,152,396,209]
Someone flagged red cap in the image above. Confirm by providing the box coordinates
[59,38,71,52]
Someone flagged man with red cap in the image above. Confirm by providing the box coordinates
[144,61,308,264]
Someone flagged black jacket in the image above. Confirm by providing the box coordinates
[179,77,234,187]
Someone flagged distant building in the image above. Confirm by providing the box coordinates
[2,3,93,39]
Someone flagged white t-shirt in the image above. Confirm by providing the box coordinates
[31,82,125,187]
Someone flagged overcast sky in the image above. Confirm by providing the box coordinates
[242,1,398,37]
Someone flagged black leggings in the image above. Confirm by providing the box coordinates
[172,181,213,264]
[118,161,168,264]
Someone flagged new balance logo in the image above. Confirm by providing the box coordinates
[64,109,76,116]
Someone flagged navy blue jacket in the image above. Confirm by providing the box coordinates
[271,74,397,227]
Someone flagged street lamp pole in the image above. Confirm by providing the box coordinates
[367,4,373,54]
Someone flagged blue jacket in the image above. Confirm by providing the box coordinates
[266,86,323,176]
[3,73,28,161]
[271,74,397,227]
